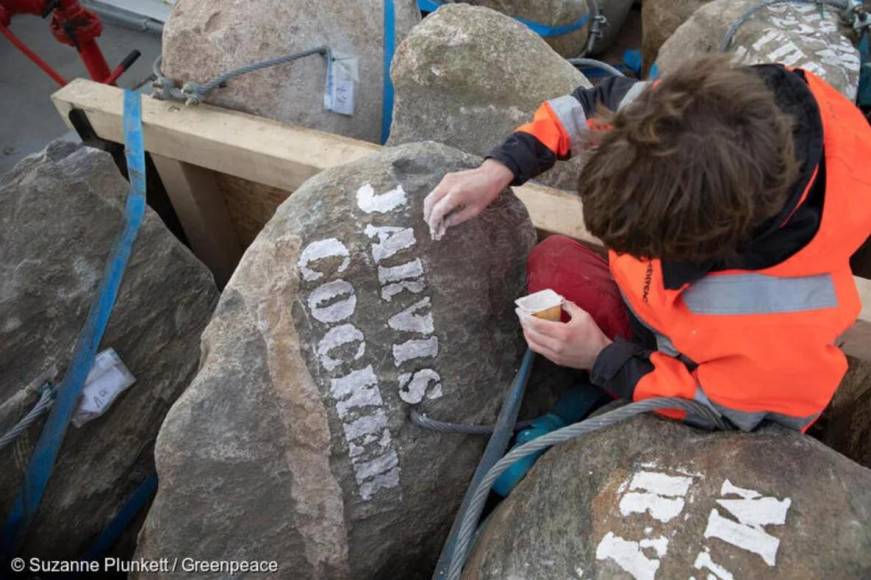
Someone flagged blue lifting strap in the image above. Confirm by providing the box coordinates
[1,89,147,556]
[81,474,158,562]
[417,0,590,38]
[382,0,397,144]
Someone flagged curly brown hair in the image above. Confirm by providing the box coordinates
[578,55,800,262]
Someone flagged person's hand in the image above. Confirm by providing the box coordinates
[518,301,613,370]
[423,159,514,239]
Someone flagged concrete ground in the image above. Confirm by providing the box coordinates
[0,15,161,173]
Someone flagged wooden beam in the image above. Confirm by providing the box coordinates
[513,182,598,247]
[51,79,596,244]
[52,79,378,194]
[151,155,242,287]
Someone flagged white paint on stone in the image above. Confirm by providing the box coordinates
[703,479,791,566]
[318,323,365,371]
[359,465,401,501]
[720,480,759,499]
[398,369,443,404]
[382,279,427,302]
[330,365,383,420]
[639,537,668,558]
[364,224,416,264]
[328,366,401,499]
[379,259,426,301]
[342,408,389,441]
[618,470,694,523]
[307,280,357,324]
[300,179,450,503]
[727,4,860,100]
[629,471,693,497]
[619,493,686,524]
[693,547,734,580]
[595,532,665,580]
[348,440,366,458]
[388,297,435,334]
[767,39,804,65]
[298,238,350,281]
[355,446,400,481]
[751,29,780,52]
[356,183,408,214]
[378,258,424,284]
[393,336,439,366]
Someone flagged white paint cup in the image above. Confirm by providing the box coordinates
[515,289,564,322]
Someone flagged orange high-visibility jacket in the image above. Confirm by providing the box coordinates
[488,66,871,431]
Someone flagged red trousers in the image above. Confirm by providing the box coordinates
[527,235,632,340]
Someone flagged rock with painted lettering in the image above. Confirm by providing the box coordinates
[135,142,536,579]
[641,0,711,73]
[160,0,421,144]
[438,0,592,57]
[0,141,218,559]
[656,0,861,100]
[465,414,871,579]
[389,4,592,192]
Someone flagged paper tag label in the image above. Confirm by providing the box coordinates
[331,80,356,116]
[72,348,136,428]
[325,55,358,116]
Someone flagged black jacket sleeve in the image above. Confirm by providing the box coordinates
[590,339,655,400]
[487,76,643,186]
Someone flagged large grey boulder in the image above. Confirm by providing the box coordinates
[0,141,218,558]
[161,0,421,144]
[641,0,711,73]
[135,142,537,579]
[389,4,592,192]
[440,0,592,58]
[656,0,861,100]
[814,356,871,469]
[593,0,636,55]
[466,414,871,579]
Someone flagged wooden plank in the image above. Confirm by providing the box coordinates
[52,79,379,193]
[216,175,291,247]
[151,155,242,287]
[513,182,599,247]
[50,79,593,243]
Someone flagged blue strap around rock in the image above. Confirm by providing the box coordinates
[1,89,147,556]
[417,0,590,37]
[81,474,157,562]
[382,0,397,144]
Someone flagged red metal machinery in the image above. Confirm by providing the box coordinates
[0,0,140,86]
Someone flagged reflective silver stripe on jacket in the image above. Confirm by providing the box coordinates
[682,273,838,315]
[617,80,652,111]
[693,388,817,432]
[546,95,587,155]
[621,292,692,362]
